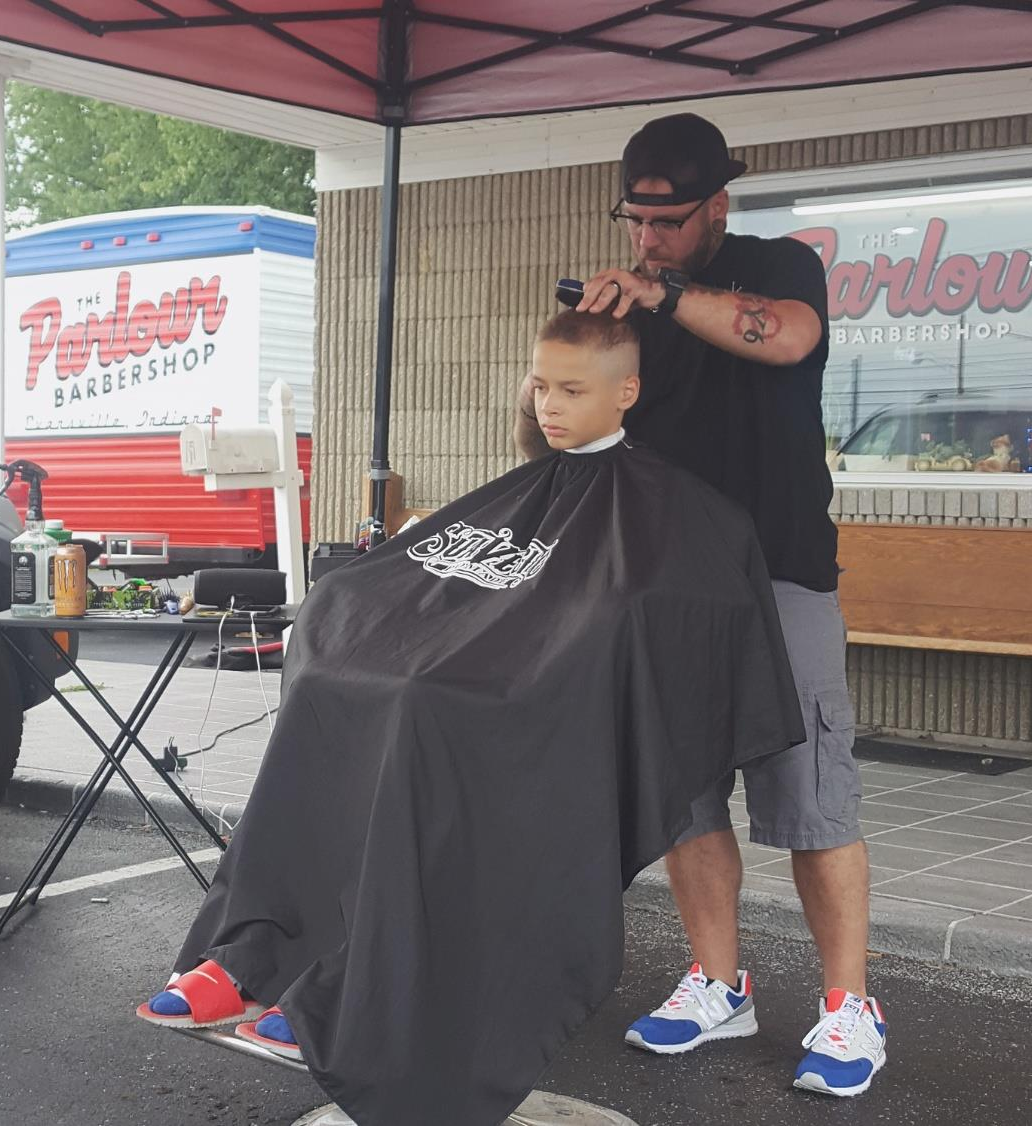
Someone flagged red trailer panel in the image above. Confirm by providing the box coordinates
[3,434,312,572]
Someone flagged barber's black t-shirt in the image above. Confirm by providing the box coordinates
[626,232,838,592]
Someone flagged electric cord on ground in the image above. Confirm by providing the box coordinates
[177,705,281,758]
[169,603,279,836]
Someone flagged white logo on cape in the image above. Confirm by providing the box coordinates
[407,521,557,590]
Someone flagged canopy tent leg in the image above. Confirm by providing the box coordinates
[176,1028,640,1125]
[368,119,402,548]
[367,0,408,549]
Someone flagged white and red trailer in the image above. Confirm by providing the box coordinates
[2,206,315,574]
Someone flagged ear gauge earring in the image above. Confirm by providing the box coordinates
[712,218,727,235]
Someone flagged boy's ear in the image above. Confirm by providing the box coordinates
[619,374,640,411]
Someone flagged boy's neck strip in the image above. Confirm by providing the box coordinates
[566,429,625,455]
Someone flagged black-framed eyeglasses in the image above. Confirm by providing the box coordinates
[609,195,710,236]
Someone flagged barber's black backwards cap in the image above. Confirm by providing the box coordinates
[621,113,747,206]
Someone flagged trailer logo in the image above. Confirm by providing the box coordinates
[19,270,228,394]
[407,522,557,590]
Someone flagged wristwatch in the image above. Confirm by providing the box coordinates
[653,268,691,315]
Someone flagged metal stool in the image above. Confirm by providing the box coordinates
[178,1028,639,1126]
[291,1092,638,1126]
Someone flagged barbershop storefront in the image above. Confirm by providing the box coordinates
[737,196,1030,473]
[733,181,1032,751]
[312,81,1032,753]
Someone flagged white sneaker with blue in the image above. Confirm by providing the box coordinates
[794,989,887,1097]
[625,962,757,1054]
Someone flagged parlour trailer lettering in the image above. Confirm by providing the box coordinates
[20,270,228,392]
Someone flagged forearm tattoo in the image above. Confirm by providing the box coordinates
[732,296,783,345]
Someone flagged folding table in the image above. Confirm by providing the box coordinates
[0,607,296,934]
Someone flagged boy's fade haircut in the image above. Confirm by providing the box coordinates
[536,308,639,354]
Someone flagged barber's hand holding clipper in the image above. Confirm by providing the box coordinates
[574,270,667,319]
[557,272,690,321]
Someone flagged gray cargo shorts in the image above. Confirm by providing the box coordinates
[676,579,863,851]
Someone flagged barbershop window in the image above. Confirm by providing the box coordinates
[734,180,1032,478]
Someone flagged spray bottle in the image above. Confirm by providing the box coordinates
[2,460,57,617]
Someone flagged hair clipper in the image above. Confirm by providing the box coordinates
[555,278,584,308]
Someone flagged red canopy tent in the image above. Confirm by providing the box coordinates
[5,2,1032,125]
[3,1,1032,535]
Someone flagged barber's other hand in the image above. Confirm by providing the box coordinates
[577,269,664,319]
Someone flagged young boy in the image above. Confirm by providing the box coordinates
[527,307,639,453]
[136,309,643,1044]
[136,310,803,1126]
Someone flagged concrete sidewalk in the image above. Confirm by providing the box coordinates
[7,657,1032,977]
[8,658,279,835]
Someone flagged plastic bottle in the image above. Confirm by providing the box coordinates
[44,519,72,545]
[44,520,73,603]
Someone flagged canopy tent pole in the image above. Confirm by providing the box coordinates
[368,0,409,548]
[368,118,402,547]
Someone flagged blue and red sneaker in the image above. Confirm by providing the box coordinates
[794,989,887,1097]
[625,963,757,1054]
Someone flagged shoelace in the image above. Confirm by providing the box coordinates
[657,969,729,1029]
[801,1002,863,1055]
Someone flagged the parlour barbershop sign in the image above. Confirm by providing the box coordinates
[735,200,1031,352]
[791,219,1029,346]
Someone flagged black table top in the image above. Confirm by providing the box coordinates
[0,606,300,633]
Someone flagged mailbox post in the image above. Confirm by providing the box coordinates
[180,379,306,604]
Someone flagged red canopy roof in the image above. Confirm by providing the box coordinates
[2,1,1031,126]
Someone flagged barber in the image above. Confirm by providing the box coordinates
[514,113,884,1099]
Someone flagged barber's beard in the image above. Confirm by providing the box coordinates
[638,226,724,279]
[686,224,724,274]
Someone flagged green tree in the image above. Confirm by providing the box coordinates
[4,82,315,228]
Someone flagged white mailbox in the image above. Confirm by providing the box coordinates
[177,381,305,607]
[180,425,280,476]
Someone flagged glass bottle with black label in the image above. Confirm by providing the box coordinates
[10,479,56,617]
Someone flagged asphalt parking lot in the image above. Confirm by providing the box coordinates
[3,806,1032,1126]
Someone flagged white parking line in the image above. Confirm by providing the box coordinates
[0,849,222,909]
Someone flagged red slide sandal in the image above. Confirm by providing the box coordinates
[135,959,265,1028]
[236,1006,304,1062]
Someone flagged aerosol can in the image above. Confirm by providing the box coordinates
[3,460,56,616]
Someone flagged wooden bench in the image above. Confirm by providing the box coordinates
[837,523,1032,656]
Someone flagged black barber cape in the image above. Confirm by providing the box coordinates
[174,440,804,1126]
